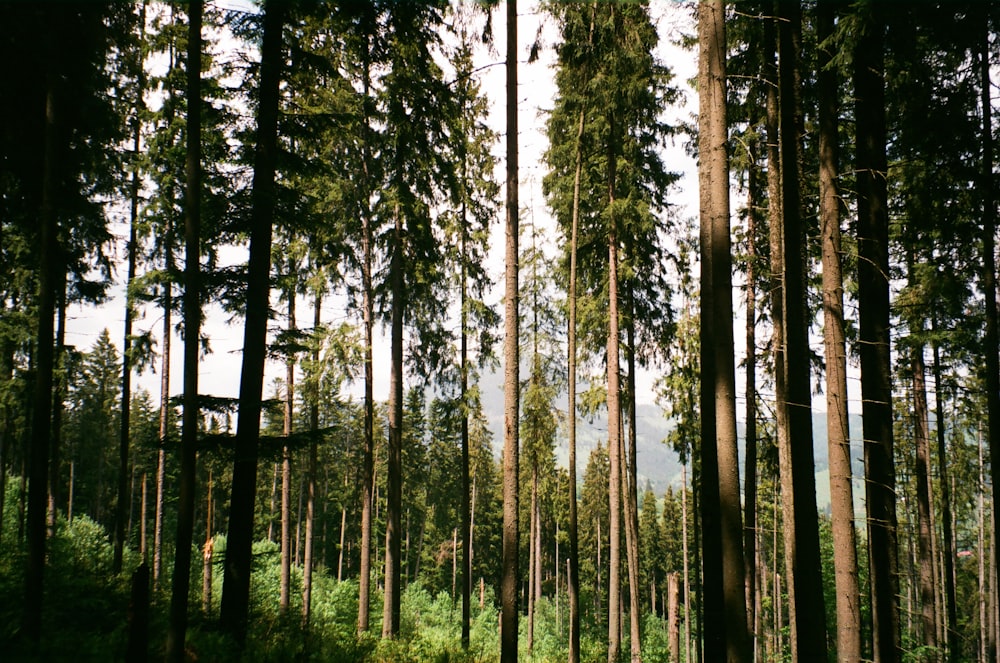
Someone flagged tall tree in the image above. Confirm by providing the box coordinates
[219,0,284,645]
[698,3,751,662]
[500,0,520,660]
[776,1,828,656]
[817,1,861,658]
[165,0,202,658]
[855,3,900,660]
[980,7,1000,656]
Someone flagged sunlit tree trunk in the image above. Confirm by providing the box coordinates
[818,1,862,659]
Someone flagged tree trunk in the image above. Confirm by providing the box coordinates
[460,185,472,650]
[667,572,680,663]
[202,469,213,615]
[567,100,585,663]
[501,1,520,660]
[743,150,759,643]
[818,1,862,659]
[777,2,828,657]
[910,336,938,654]
[154,267,171,590]
[302,289,321,624]
[931,322,959,661]
[219,1,283,646]
[357,33,375,634]
[980,13,1000,659]
[528,463,538,652]
[48,279,66,538]
[115,57,144,572]
[280,290,295,615]
[855,5,900,660]
[23,31,61,641]
[382,200,404,638]
[698,3,751,661]
[606,119,624,663]
[165,1,202,657]
[624,316,642,663]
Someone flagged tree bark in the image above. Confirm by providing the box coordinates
[357,32,375,634]
[566,101,585,663]
[219,1,283,646]
[606,116,624,663]
[165,1,202,657]
[777,2,828,657]
[818,1,862,657]
[698,3,751,661]
[855,5,900,660]
[23,28,61,641]
[115,42,145,572]
[302,289,321,624]
[501,1,520,659]
[931,322,959,661]
[280,289,294,615]
[382,199,404,638]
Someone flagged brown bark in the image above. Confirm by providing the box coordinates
[500,1,520,659]
[280,290,294,615]
[855,5,900,660]
[382,200,404,638]
[607,121,624,663]
[777,1,828,657]
[302,289,321,624]
[23,34,60,641]
[911,341,938,654]
[357,33,375,634]
[165,1,202,657]
[699,3,750,661]
[818,1,862,657]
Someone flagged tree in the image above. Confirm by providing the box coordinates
[775,1,828,656]
[854,3,900,660]
[219,0,284,646]
[817,1,861,658]
[697,2,751,661]
[501,1,520,660]
[165,0,203,658]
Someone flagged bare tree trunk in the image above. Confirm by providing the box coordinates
[202,469,213,615]
[165,2,202,657]
[382,200,404,638]
[500,1,520,659]
[280,290,295,615]
[932,323,959,661]
[154,275,171,590]
[140,472,148,560]
[607,126,624,663]
[743,152,759,643]
[115,60,144,571]
[624,321,642,663]
[302,289,321,624]
[911,338,938,655]
[567,100,586,663]
[23,41,61,640]
[698,3,750,661]
[855,6,900,660]
[49,282,66,538]
[818,2,862,658]
[528,462,538,652]
[682,463,692,663]
[357,29,375,634]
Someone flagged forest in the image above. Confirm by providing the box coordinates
[1,0,999,662]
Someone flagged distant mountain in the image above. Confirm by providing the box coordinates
[477,367,866,511]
